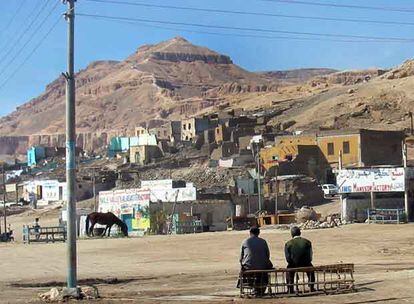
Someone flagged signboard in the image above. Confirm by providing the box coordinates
[99,189,151,232]
[149,186,196,202]
[337,168,405,193]
[141,179,173,189]
[5,184,16,193]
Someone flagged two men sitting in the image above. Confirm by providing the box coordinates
[239,226,315,296]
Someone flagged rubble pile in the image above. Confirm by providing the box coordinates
[39,286,99,302]
[298,217,348,230]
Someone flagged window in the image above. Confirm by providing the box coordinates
[216,128,220,134]
[343,141,350,154]
[183,124,186,130]
[188,123,192,129]
[164,130,167,136]
[327,142,334,155]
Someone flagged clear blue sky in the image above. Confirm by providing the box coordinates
[1,0,414,117]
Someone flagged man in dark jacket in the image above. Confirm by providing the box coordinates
[239,227,273,296]
[284,226,315,293]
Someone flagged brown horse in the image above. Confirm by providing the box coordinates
[86,212,128,237]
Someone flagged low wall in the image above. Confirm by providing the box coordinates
[342,195,405,222]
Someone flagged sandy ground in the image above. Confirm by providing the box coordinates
[1,220,414,304]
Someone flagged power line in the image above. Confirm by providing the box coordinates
[85,15,409,44]
[0,16,61,92]
[0,0,53,67]
[0,1,60,80]
[260,0,414,13]
[1,0,28,35]
[84,0,414,27]
[76,13,414,42]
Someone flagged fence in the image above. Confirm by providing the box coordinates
[367,208,406,224]
[239,264,354,298]
[23,226,67,244]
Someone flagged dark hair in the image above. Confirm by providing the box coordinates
[291,226,301,237]
[250,227,260,236]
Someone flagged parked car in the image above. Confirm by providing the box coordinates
[321,184,338,198]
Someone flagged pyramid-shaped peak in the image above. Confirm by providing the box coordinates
[130,36,233,64]
[170,36,189,43]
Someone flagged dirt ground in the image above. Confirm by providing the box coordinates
[1,220,414,304]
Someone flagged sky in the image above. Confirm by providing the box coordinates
[1,0,414,117]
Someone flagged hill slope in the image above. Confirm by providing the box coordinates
[0,37,279,135]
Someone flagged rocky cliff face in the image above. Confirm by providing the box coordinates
[0,37,277,137]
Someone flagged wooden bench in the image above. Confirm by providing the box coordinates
[239,263,355,298]
[23,226,67,244]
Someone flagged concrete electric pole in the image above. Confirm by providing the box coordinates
[63,0,77,291]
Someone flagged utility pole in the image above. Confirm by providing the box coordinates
[63,0,77,292]
[403,142,410,222]
[2,165,6,234]
[274,165,278,215]
[92,168,97,212]
[255,144,262,212]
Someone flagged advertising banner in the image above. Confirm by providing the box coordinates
[337,168,405,193]
[149,186,197,202]
[99,188,151,231]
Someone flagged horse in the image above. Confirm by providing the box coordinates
[85,212,128,237]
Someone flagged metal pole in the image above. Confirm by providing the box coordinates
[256,145,262,211]
[410,111,413,135]
[403,142,410,222]
[2,166,6,234]
[64,0,77,290]
[92,169,97,212]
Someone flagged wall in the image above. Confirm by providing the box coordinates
[130,145,163,165]
[342,195,405,222]
[360,130,403,166]
[317,133,360,167]
[150,200,233,231]
[181,118,196,141]
[0,136,29,155]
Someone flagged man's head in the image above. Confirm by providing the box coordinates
[290,226,301,238]
[250,226,260,237]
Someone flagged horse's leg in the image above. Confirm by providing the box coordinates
[90,222,96,236]
[103,225,109,237]
[107,225,113,237]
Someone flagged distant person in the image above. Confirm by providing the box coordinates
[284,226,315,293]
[33,218,41,240]
[239,227,273,297]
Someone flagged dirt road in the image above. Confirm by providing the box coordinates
[1,224,413,303]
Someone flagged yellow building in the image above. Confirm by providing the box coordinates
[262,129,404,183]
[260,134,317,171]
[316,131,360,167]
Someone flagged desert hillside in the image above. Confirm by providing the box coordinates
[1,37,414,136]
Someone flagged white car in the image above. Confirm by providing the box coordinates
[322,184,338,197]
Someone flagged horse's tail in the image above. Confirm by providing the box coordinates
[85,214,90,236]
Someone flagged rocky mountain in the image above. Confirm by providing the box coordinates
[2,36,414,139]
[0,37,278,136]
[260,68,337,84]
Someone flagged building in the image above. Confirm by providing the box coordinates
[149,121,181,142]
[130,145,163,165]
[214,124,232,144]
[317,129,403,168]
[273,129,405,182]
[337,167,414,222]
[181,118,210,141]
[135,126,148,137]
[210,142,238,161]
[109,134,158,158]
[27,146,46,167]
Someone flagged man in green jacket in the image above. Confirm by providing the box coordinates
[284,226,315,293]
